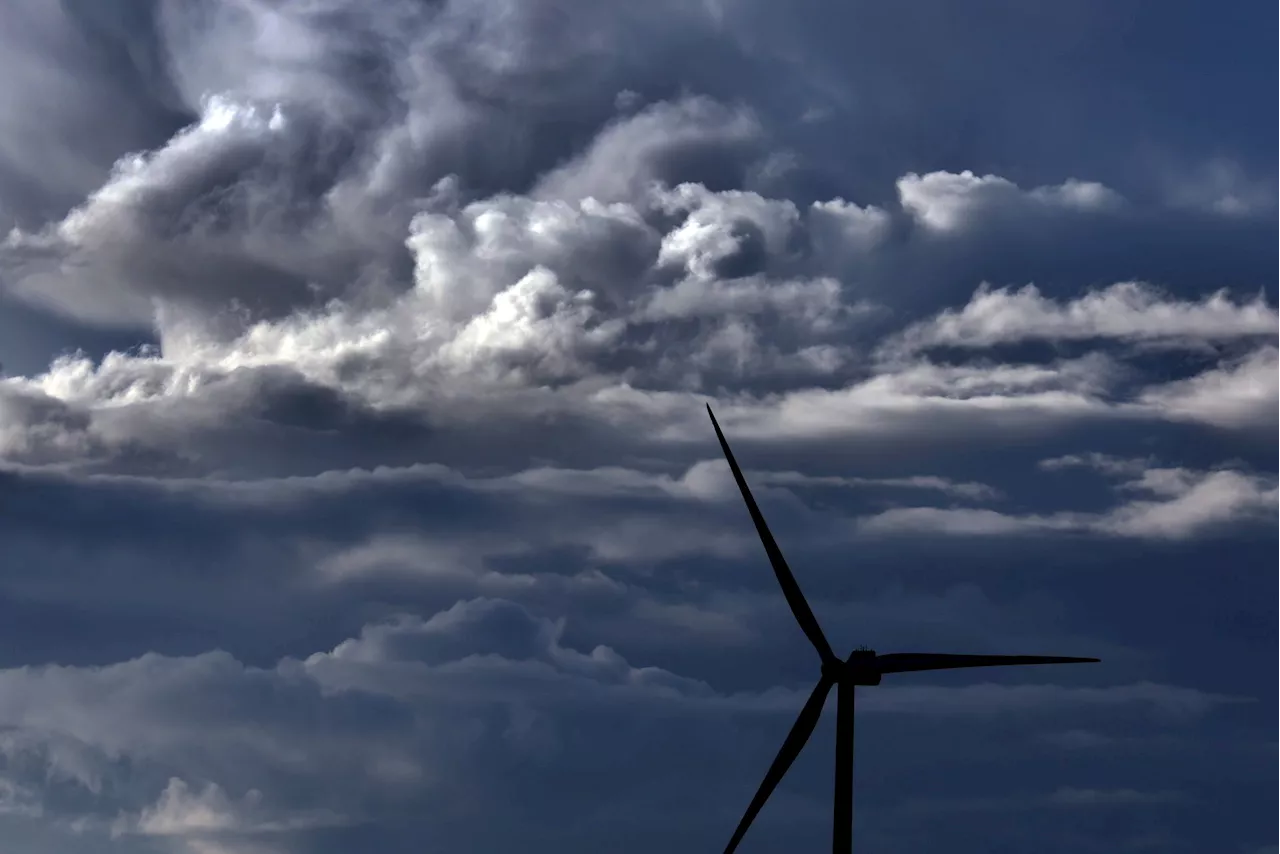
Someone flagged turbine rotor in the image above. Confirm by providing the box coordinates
[704,404,1099,854]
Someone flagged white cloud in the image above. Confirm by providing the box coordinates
[808,197,892,256]
[704,353,1126,443]
[1097,468,1278,539]
[888,282,1277,354]
[897,170,1123,233]
[1139,346,1279,429]
[859,506,1050,537]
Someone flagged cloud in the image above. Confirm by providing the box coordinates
[533,97,767,205]
[0,345,1127,472]
[1,169,889,466]
[0,776,42,819]
[3,96,321,326]
[1095,468,1278,539]
[858,458,1277,541]
[860,506,1046,537]
[0,0,185,220]
[1139,346,1279,430]
[1163,158,1278,218]
[124,778,344,839]
[886,282,1277,354]
[0,1,757,331]
[896,170,1123,233]
[696,353,1129,447]
[0,597,1246,852]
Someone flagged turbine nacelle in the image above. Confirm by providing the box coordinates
[821,650,882,686]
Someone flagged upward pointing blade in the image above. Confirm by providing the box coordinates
[876,653,1101,674]
[724,676,834,854]
[707,404,836,665]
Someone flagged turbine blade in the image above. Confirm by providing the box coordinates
[706,404,836,665]
[876,653,1100,674]
[724,676,834,854]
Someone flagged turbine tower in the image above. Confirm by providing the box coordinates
[705,404,1100,854]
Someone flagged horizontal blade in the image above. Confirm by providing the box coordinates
[724,676,834,854]
[877,653,1100,674]
[707,404,836,665]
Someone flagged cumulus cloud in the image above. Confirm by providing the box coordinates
[3,96,329,326]
[896,170,1123,233]
[2,164,898,472]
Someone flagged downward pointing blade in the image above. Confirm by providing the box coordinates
[706,404,836,665]
[876,653,1101,674]
[724,676,834,854]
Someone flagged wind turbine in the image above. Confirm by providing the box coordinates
[705,404,1100,854]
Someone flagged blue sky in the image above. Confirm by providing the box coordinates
[0,1,1276,853]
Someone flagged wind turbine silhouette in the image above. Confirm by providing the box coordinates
[705,405,1100,854]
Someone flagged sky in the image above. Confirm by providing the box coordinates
[0,1,1276,853]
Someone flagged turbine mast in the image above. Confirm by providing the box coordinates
[833,681,854,854]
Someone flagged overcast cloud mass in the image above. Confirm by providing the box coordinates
[0,1,1276,852]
